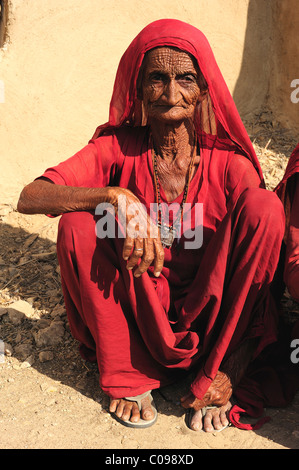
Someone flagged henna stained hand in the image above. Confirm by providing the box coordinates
[180,371,233,411]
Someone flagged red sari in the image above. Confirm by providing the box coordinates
[275,143,299,233]
[40,20,291,428]
[275,143,299,338]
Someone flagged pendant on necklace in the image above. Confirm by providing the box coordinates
[158,222,177,248]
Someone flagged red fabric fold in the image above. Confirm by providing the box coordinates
[229,405,271,431]
[275,143,299,201]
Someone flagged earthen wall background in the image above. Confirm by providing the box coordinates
[0,0,298,199]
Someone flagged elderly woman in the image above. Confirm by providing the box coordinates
[18,19,285,431]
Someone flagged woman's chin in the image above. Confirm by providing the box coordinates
[148,111,193,125]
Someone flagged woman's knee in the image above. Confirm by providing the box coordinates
[238,188,285,235]
[57,211,97,253]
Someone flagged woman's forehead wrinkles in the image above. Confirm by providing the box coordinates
[145,48,197,75]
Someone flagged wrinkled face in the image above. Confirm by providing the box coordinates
[141,47,203,124]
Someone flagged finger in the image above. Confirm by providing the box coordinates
[181,393,209,411]
[180,394,189,404]
[126,239,144,271]
[122,236,135,261]
[153,239,164,276]
[180,392,197,409]
[133,219,164,277]
[134,239,154,277]
[193,398,209,411]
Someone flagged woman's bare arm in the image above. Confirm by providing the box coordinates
[17,179,116,215]
[17,179,165,277]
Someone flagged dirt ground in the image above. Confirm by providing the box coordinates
[1,117,299,450]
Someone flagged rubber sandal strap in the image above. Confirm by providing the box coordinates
[201,405,217,417]
[124,391,151,411]
[112,390,157,428]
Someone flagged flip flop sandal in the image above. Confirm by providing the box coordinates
[111,391,158,428]
[186,405,231,432]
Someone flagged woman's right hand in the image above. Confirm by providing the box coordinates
[18,180,164,277]
[108,187,164,277]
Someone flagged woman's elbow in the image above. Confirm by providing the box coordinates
[17,183,38,214]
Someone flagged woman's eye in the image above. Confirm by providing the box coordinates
[178,74,196,83]
[150,73,164,82]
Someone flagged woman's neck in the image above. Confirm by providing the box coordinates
[150,120,195,164]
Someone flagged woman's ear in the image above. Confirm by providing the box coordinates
[197,89,208,103]
[136,61,145,100]
[137,84,143,100]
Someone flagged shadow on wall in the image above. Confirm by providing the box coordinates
[0,0,8,48]
[267,0,299,133]
[233,0,273,120]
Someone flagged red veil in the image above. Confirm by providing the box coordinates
[276,143,299,198]
[92,18,264,182]
[275,143,299,240]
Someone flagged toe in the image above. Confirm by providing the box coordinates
[122,402,134,421]
[141,396,155,421]
[110,394,156,425]
[219,409,229,428]
[109,399,118,413]
[189,409,203,431]
[203,406,230,432]
[129,402,141,423]
[203,410,214,432]
[212,412,223,430]
[115,400,126,418]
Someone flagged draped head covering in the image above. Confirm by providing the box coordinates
[275,143,299,240]
[92,18,263,181]
[275,143,299,203]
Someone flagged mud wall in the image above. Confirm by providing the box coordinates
[0,0,298,199]
[267,0,299,132]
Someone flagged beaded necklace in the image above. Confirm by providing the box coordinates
[152,133,197,249]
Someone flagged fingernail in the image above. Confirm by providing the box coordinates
[154,272,161,277]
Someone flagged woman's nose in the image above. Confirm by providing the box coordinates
[163,79,181,105]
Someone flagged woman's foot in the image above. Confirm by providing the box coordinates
[182,339,258,432]
[109,392,157,427]
[188,401,232,432]
[181,370,233,432]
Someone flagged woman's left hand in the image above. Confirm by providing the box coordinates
[110,187,165,277]
[180,371,233,410]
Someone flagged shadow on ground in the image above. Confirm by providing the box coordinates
[0,211,299,449]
